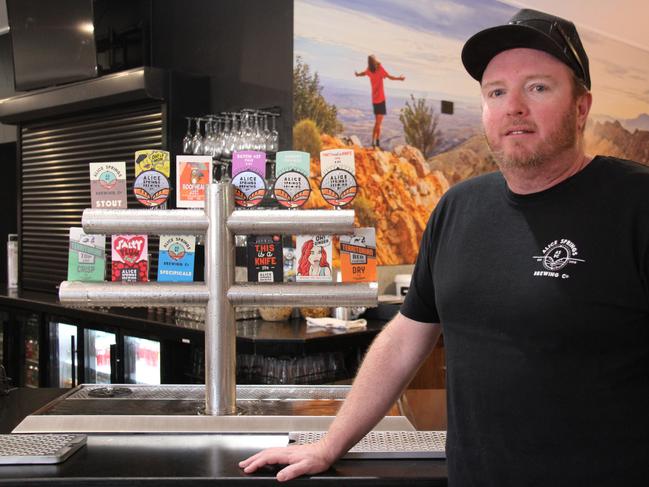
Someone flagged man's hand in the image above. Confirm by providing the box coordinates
[239,440,335,482]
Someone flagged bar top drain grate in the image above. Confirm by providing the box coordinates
[0,434,87,464]
[288,430,446,459]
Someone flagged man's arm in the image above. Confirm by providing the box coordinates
[239,312,442,481]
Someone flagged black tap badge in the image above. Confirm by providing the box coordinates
[133,170,170,207]
[273,151,311,208]
[319,148,357,207]
[232,150,267,208]
[247,235,283,283]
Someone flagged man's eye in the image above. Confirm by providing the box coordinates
[489,89,504,98]
[531,84,547,92]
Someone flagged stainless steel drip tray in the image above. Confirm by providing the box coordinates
[13,384,414,434]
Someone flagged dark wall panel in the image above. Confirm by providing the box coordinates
[20,102,164,293]
[150,0,293,149]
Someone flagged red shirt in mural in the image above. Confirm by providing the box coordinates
[363,64,388,103]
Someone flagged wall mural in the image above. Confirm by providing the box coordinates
[294,0,649,265]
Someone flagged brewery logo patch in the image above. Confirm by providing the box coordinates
[232,171,267,207]
[532,238,585,279]
[274,171,311,208]
[319,168,357,207]
[133,170,170,207]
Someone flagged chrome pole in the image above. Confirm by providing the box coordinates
[81,209,209,235]
[204,182,236,415]
[227,209,355,235]
[59,281,209,307]
[228,282,378,307]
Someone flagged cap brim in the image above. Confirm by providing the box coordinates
[461,24,572,84]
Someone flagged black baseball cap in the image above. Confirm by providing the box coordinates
[461,9,591,90]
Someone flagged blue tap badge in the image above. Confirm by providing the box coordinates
[157,235,196,282]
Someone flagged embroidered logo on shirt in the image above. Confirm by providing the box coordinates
[532,239,585,279]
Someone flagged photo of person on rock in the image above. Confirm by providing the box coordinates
[355,55,405,149]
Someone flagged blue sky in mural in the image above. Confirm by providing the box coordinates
[321,0,512,42]
[295,0,649,149]
[295,0,519,149]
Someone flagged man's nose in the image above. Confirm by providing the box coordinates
[506,91,529,117]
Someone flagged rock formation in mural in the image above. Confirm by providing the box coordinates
[304,120,649,266]
[305,135,450,265]
[585,121,649,165]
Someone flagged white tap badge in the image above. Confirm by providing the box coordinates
[295,235,333,282]
[319,149,357,207]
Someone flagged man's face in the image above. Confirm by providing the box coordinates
[480,48,588,170]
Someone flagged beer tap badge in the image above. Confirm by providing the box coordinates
[176,155,212,208]
[319,149,357,207]
[134,170,170,207]
[273,151,311,208]
[133,149,171,207]
[111,234,148,282]
[68,227,106,282]
[232,150,267,207]
[89,162,127,209]
[134,150,170,177]
[295,235,333,282]
[158,235,196,282]
[340,228,377,283]
[247,235,283,283]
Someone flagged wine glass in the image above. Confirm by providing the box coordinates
[269,115,279,153]
[230,113,240,154]
[220,115,231,158]
[242,111,253,150]
[210,117,222,159]
[191,118,204,155]
[182,117,193,154]
[262,113,272,152]
[254,113,266,151]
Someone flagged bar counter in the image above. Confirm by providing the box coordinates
[0,388,448,486]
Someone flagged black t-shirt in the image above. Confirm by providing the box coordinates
[401,156,649,486]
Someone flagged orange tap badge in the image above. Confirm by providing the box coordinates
[340,228,377,282]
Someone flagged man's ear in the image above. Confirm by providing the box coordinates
[576,91,592,131]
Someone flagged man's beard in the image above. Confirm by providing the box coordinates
[485,106,578,170]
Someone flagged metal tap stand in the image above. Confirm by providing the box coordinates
[59,182,378,415]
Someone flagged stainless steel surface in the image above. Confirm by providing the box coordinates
[13,385,414,434]
[228,282,378,307]
[81,208,208,235]
[227,209,355,235]
[66,384,351,401]
[205,182,236,415]
[0,434,87,464]
[14,414,413,434]
[289,431,446,459]
[59,281,209,307]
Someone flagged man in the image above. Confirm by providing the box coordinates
[240,9,649,485]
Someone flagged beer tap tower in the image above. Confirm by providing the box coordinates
[59,182,378,415]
